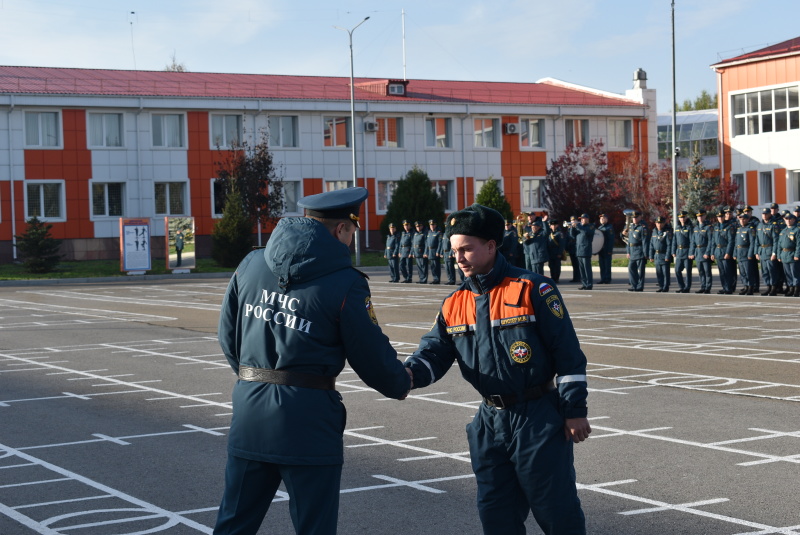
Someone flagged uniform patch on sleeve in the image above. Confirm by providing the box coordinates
[509,341,532,363]
[538,282,554,296]
[365,296,378,325]
[545,295,564,319]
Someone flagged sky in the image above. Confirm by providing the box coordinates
[1,0,798,113]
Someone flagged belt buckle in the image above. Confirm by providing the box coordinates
[488,394,506,410]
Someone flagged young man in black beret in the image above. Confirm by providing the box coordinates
[405,203,590,535]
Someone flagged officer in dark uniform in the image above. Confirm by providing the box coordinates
[690,210,713,294]
[625,211,649,291]
[412,221,428,284]
[175,229,185,267]
[385,222,400,283]
[711,209,735,294]
[597,213,614,284]
[441,230,456,285]
[769,203,787,293]
[426,219,443,284]
[570,213,595,290]
[649,216,673,292]
[565,215,581,282]
[404,203,591,535]
[547,219,565,283]
[734,211,757,295]
[399,220,414,283]
[214,187,411,535]
[671,210,693,292]
[521,212,537,272]
[742,206,761,293]
[776,210,800,296]
[756,208,779,295]
[500,220,520,267]
[525,219,549,275]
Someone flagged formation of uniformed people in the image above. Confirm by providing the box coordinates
[384,204,800,295]
[388,218,463,285]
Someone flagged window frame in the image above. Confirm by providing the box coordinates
[24,110,62,149]
[521,176,546,212]
[789,170,800,204]
[24,180,66,222]
[731,84,800,138]
[210,114,243,149]
[270,115,299,148]
[376,180,399,214]
[154,180,189,216]
[89,180,125,219]
[565,118,589,147]
[473,117,501,149]
[608,119,633,149]
[87,112,125,149]
[323,116,351,148]
[281,179,303,215]
[425,117,453,149]
[758,171,774,204]
[375,117,404,149]
[730,173,745,204]
[431,179,455,212]
[520,117,546,150]
[151,113,187,149]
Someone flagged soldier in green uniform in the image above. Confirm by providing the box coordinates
[214,187,411,535]
[776,211,800,296]
[385,223,400,283]
[625,211,649,291]
[426,219,443,284]
[711,210,736,294]
[733,212,757,295]
[756,208,779,295]
[399,220,414,283]
[690,210,713,294]
[570,213,595,290]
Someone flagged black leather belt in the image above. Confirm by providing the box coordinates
[677,246,687,249]
[783,248,794,252]
[239,365,335,390]
[483,381,556,410]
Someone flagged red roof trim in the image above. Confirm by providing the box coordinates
[712,36,800,67]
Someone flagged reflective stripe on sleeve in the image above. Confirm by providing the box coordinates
[407,356,436,384]
[556,374,587,384]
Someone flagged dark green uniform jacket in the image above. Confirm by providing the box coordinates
[218,217,410,465]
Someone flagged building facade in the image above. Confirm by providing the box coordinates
[712,36,800,209]
[0,66,656,261]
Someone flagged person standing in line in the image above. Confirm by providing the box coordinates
[500,219,520,267]
[769,203,787,294]
[399,220,414,283]
[525,219,549,275]
[671,210,693,293]
[546,219,565,283]
[404,203,591,535]
[564,216,581,282]
[596,213,614,284]
[384,223,400,283]
[412,221,429,284]
[689,210,713,294]
[441,230,457,285]
[426,219,443,284]
[756,208,779,295]
[733,211,758,295]
[711,210,736,294]
[648,216,673,292]
[775,210,800,296]
[214,187,412,535]
[175,229,185,267]
[570,213,595,290]
[625,211,649,292]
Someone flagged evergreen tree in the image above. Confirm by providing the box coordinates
[380,166,445,239]
[679,152,717,215]
[475,177,513,220]
[14,217,62,273]
[211,184,254,267]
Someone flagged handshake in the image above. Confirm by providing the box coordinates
[399,367,414,400]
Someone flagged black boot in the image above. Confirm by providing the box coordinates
[738,287,748,295]
[761,285,772,296]
[785,286,795,297]
[769,285,778,296]
[795,286,800,297]
[745,286,753,295]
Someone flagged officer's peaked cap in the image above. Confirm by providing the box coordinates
[580,213,590,219]
[446,204,504,245]
[655,216,666,223]
[531,219,543,227]
[297,187,368,227]
[762,208,771,214]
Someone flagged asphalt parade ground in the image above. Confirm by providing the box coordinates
[0,266,798,535]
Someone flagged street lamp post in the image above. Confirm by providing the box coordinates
[335,16,369,267]
[671,1,679,229]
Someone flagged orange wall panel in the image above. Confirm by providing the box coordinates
[774,168,787,204]
[745,171,758,205]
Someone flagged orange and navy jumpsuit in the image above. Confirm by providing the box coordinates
[405,253,588,535]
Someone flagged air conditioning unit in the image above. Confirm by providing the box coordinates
[364,121,379,132]
[504,123,519,135]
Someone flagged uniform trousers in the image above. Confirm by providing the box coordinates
[430,256,442,283]
[759,255,776,286]
[466,392,585,535]
[674,257,693,290]
[737,257,757,288]
[782,261,800,287]
[415,256,429,283]
[387,257,399,282]
[716,256,735,292]
[598,252,612,283]
[568,252,580,282]
[529,261,545,275]
[400,256,413,282]
[655,262,671,291]
[628,258,645,290]
[445,257,456,284]
[524,255,533,273]
[547,258,561,283]
[577,256,593,288]
[696,257,712,291]
[214,455,342,535]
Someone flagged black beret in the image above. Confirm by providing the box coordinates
[446,204,504,245]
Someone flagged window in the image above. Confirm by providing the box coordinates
[155,182,186,215]
[323,117,350,148]
[521,177,545,211]
[425,117,452,148]
[270,116,299,148]
[92,182,124,217]
[26,181,64,220]
[376,117,403,148]
[759,171,773,204]
[790,171,800,204]
[211,115,242,148]
[88,113,123,147]
[474,118,499,148]
[388,83,405,96]
[377,181,398,212]
[431,180,454,212]
[658,121,718,160]
[25,111,60,147]
[520,118,545,148]
[732,86,800,137]
[283,180,302,214]
[326,180,351,191]
[152,114,185,148]
[608,119,632,149]
[475,178,502,195]
[565,119,589,147]
[212,180,226,217]
[731,173,745,203]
